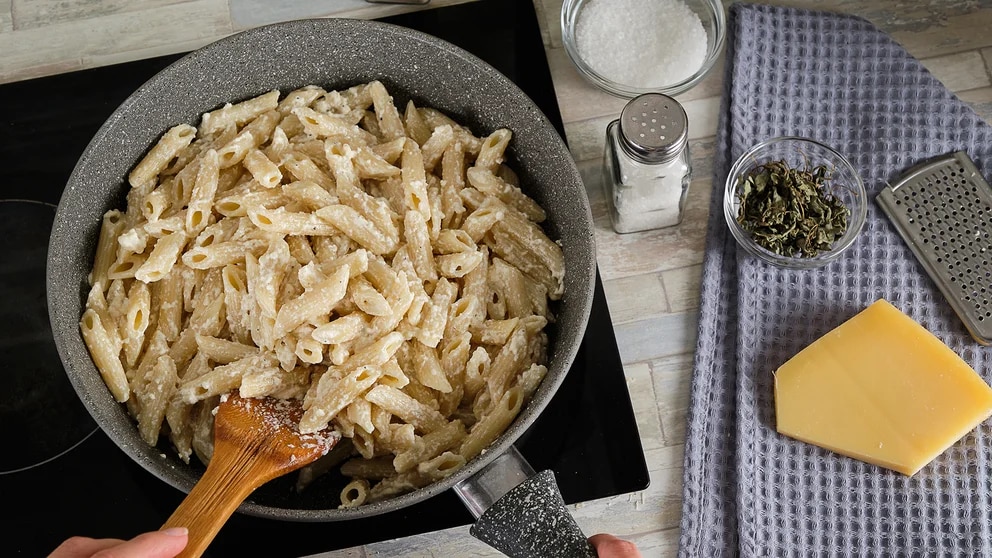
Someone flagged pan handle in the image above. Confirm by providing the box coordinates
[454,446,597,558]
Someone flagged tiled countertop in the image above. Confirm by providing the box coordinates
[5,0,992,556]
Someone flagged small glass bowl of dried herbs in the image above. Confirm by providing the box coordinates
[724,136,867,269]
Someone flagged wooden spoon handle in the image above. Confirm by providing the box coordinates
[162,444,269,558]
[159,393,338,557]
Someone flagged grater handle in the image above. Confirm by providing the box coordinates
[886,151,969,192]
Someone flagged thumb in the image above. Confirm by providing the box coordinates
[94,528,188,558]
[588,533,643,558]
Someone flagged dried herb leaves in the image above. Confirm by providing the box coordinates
[735,160,850,258]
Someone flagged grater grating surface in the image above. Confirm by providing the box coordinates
[877,151,992,345]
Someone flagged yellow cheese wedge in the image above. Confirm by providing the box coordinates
[774,299,992,476]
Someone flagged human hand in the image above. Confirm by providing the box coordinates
[49,527,188,558]
[589,533,643,558]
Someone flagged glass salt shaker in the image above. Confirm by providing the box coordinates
[603,93,692,234]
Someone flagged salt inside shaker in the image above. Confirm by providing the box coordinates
[603,93,692,233]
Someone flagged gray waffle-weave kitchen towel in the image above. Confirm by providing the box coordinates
[679,3,992,557]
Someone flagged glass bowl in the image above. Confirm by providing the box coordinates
[561,0,726,98]
[723,136,867,270]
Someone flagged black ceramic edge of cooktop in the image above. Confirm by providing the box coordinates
[1,0,649,555]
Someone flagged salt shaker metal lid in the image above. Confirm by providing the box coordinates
[617,93,688,164]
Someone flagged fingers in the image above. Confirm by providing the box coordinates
[48,528,188,558]
[91,528,188,558]
[49,536,126,558]
[589,533,643,558]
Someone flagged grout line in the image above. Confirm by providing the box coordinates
[980,49,992,83]
[623,350,698,368]
[658,273,674,315]
[918,45,992,62]
[953,84,992,95]
[224,0,233,34]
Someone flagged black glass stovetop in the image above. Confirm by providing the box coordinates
[0,0,649,555]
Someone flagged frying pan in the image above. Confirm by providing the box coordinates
[46,17,597,557]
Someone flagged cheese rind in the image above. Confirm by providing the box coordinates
[774,299,992,476]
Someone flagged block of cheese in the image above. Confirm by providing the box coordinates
[774,298,992,476]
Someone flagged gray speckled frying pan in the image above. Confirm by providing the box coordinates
[46,17,596,555]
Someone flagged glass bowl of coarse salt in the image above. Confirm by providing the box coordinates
[561,0,726,98]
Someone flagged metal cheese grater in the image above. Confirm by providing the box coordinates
[877,151,992,345]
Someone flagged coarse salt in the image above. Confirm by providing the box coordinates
[610,155,688,231]
[575,0,708,88]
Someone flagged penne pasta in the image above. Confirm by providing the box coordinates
[460,386,523,461]
[417,451,465,481]
[466,166,546,223]
[134,230,187,283]
[341,456,396,481]
[460,195,505,243]
[240,361,308,399]
[474,128,512,173]
[141,188,170,223]
[315,205,397,255]
[242,148,282,189]
[135,355,178,445]
[295,335,324,364]
[283,180,337,210]
[194,334,257,364]
[339,479,371,508]
[490,257,532,319]
[401,139,431,221]
[82,81,563,509]
[364,384,447,434]
[368,80,405,141]
[293,106,373,146]
[409,340,451,393]
[420,124,453,173]
[129,124,197,188]
[277,86,324,115]
[485,324,530,403]
[182,238,266,269]
[416,278,457,348]
[178,353,273,403]
[155,266,185,342]
[122,281,152,368]
[275,263,350,338]
[185,148,220,235]
[249,206,339,236]
[394,419,466,473]
[80,308,129,402]
[348,276,391,317]
[199,90,280,135]
[282,152,336,191]
[403,210,437,283]
[301,364,383,434]
[90,210,126,287]
[436,251,483,279]
[403,100,431,146]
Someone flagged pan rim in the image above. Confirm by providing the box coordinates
[47,16,597,522]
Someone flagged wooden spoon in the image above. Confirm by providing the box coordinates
[162,391,340,558]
